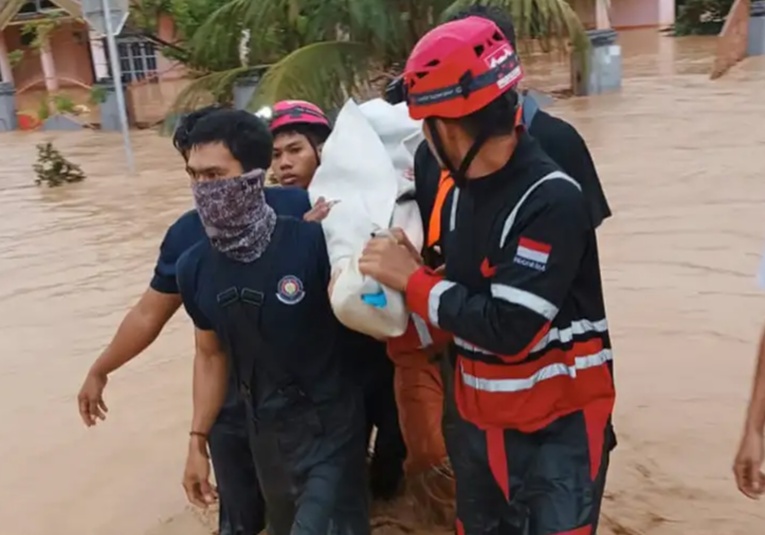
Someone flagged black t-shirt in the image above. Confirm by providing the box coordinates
[414,108,611,248]
[177,217,347,419]
[529,110,611,226]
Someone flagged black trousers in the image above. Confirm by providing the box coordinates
[247,390,371,535]
[208,415,266,535]
[208,368,393,535]
[441,360,615,535]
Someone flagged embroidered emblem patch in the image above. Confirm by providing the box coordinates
[276,275,305,305]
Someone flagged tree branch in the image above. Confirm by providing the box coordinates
[137,30,188,55]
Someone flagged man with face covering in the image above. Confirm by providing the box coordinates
[77,106,315,535]
[177,108,369,535]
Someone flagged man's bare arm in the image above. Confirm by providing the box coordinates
[78,288,182,426]
[191,328,229,437]
[184,328,228,508]
[734,325,765,498]
[745,326,765,434]
[90,288,182,376]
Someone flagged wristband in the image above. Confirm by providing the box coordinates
[189,431,208,440]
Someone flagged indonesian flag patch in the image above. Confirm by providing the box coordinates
[513,237,551,271]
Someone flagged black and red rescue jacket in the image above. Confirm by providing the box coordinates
[393,133,615,432]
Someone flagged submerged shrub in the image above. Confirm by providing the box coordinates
[33,142,86,187]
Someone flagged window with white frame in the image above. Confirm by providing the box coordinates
[109,37,159,84]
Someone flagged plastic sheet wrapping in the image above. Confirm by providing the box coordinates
[308,98,424,339]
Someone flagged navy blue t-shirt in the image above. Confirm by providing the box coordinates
[177,217,346,415]
[150,186,310,294]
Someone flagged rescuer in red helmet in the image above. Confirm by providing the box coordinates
[360,16,616,534]
[267,100,332,190]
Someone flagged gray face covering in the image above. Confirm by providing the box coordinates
[192,169,277,263]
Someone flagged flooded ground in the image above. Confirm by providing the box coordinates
[1,28,765,535]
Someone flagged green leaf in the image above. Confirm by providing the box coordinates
[441,0,587,47]
[252,41,373,111]
[167,65,255,113]
[167,0,592,122]
[441,0,590,75]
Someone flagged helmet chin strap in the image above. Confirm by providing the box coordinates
[426,118,493,188]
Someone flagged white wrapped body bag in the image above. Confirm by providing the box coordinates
[308,98,424,339]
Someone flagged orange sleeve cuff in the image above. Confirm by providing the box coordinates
[405,266,442,322]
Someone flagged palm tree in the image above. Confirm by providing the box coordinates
[169,0,591,114]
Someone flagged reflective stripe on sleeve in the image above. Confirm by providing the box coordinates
[490,283,558,320]
[428,280,456,327]
[499,171,580,249]
[411,313,433,348]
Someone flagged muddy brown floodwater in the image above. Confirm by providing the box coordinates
[1,29,765,535]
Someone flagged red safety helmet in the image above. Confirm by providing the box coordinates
[403,16,523,120]
[269,100,331,133]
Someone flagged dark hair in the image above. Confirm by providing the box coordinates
[186,108,273,172]
[272,123,331,146]
[454,90,519,138]
[448,3,517,51]
[172,105,221,157]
